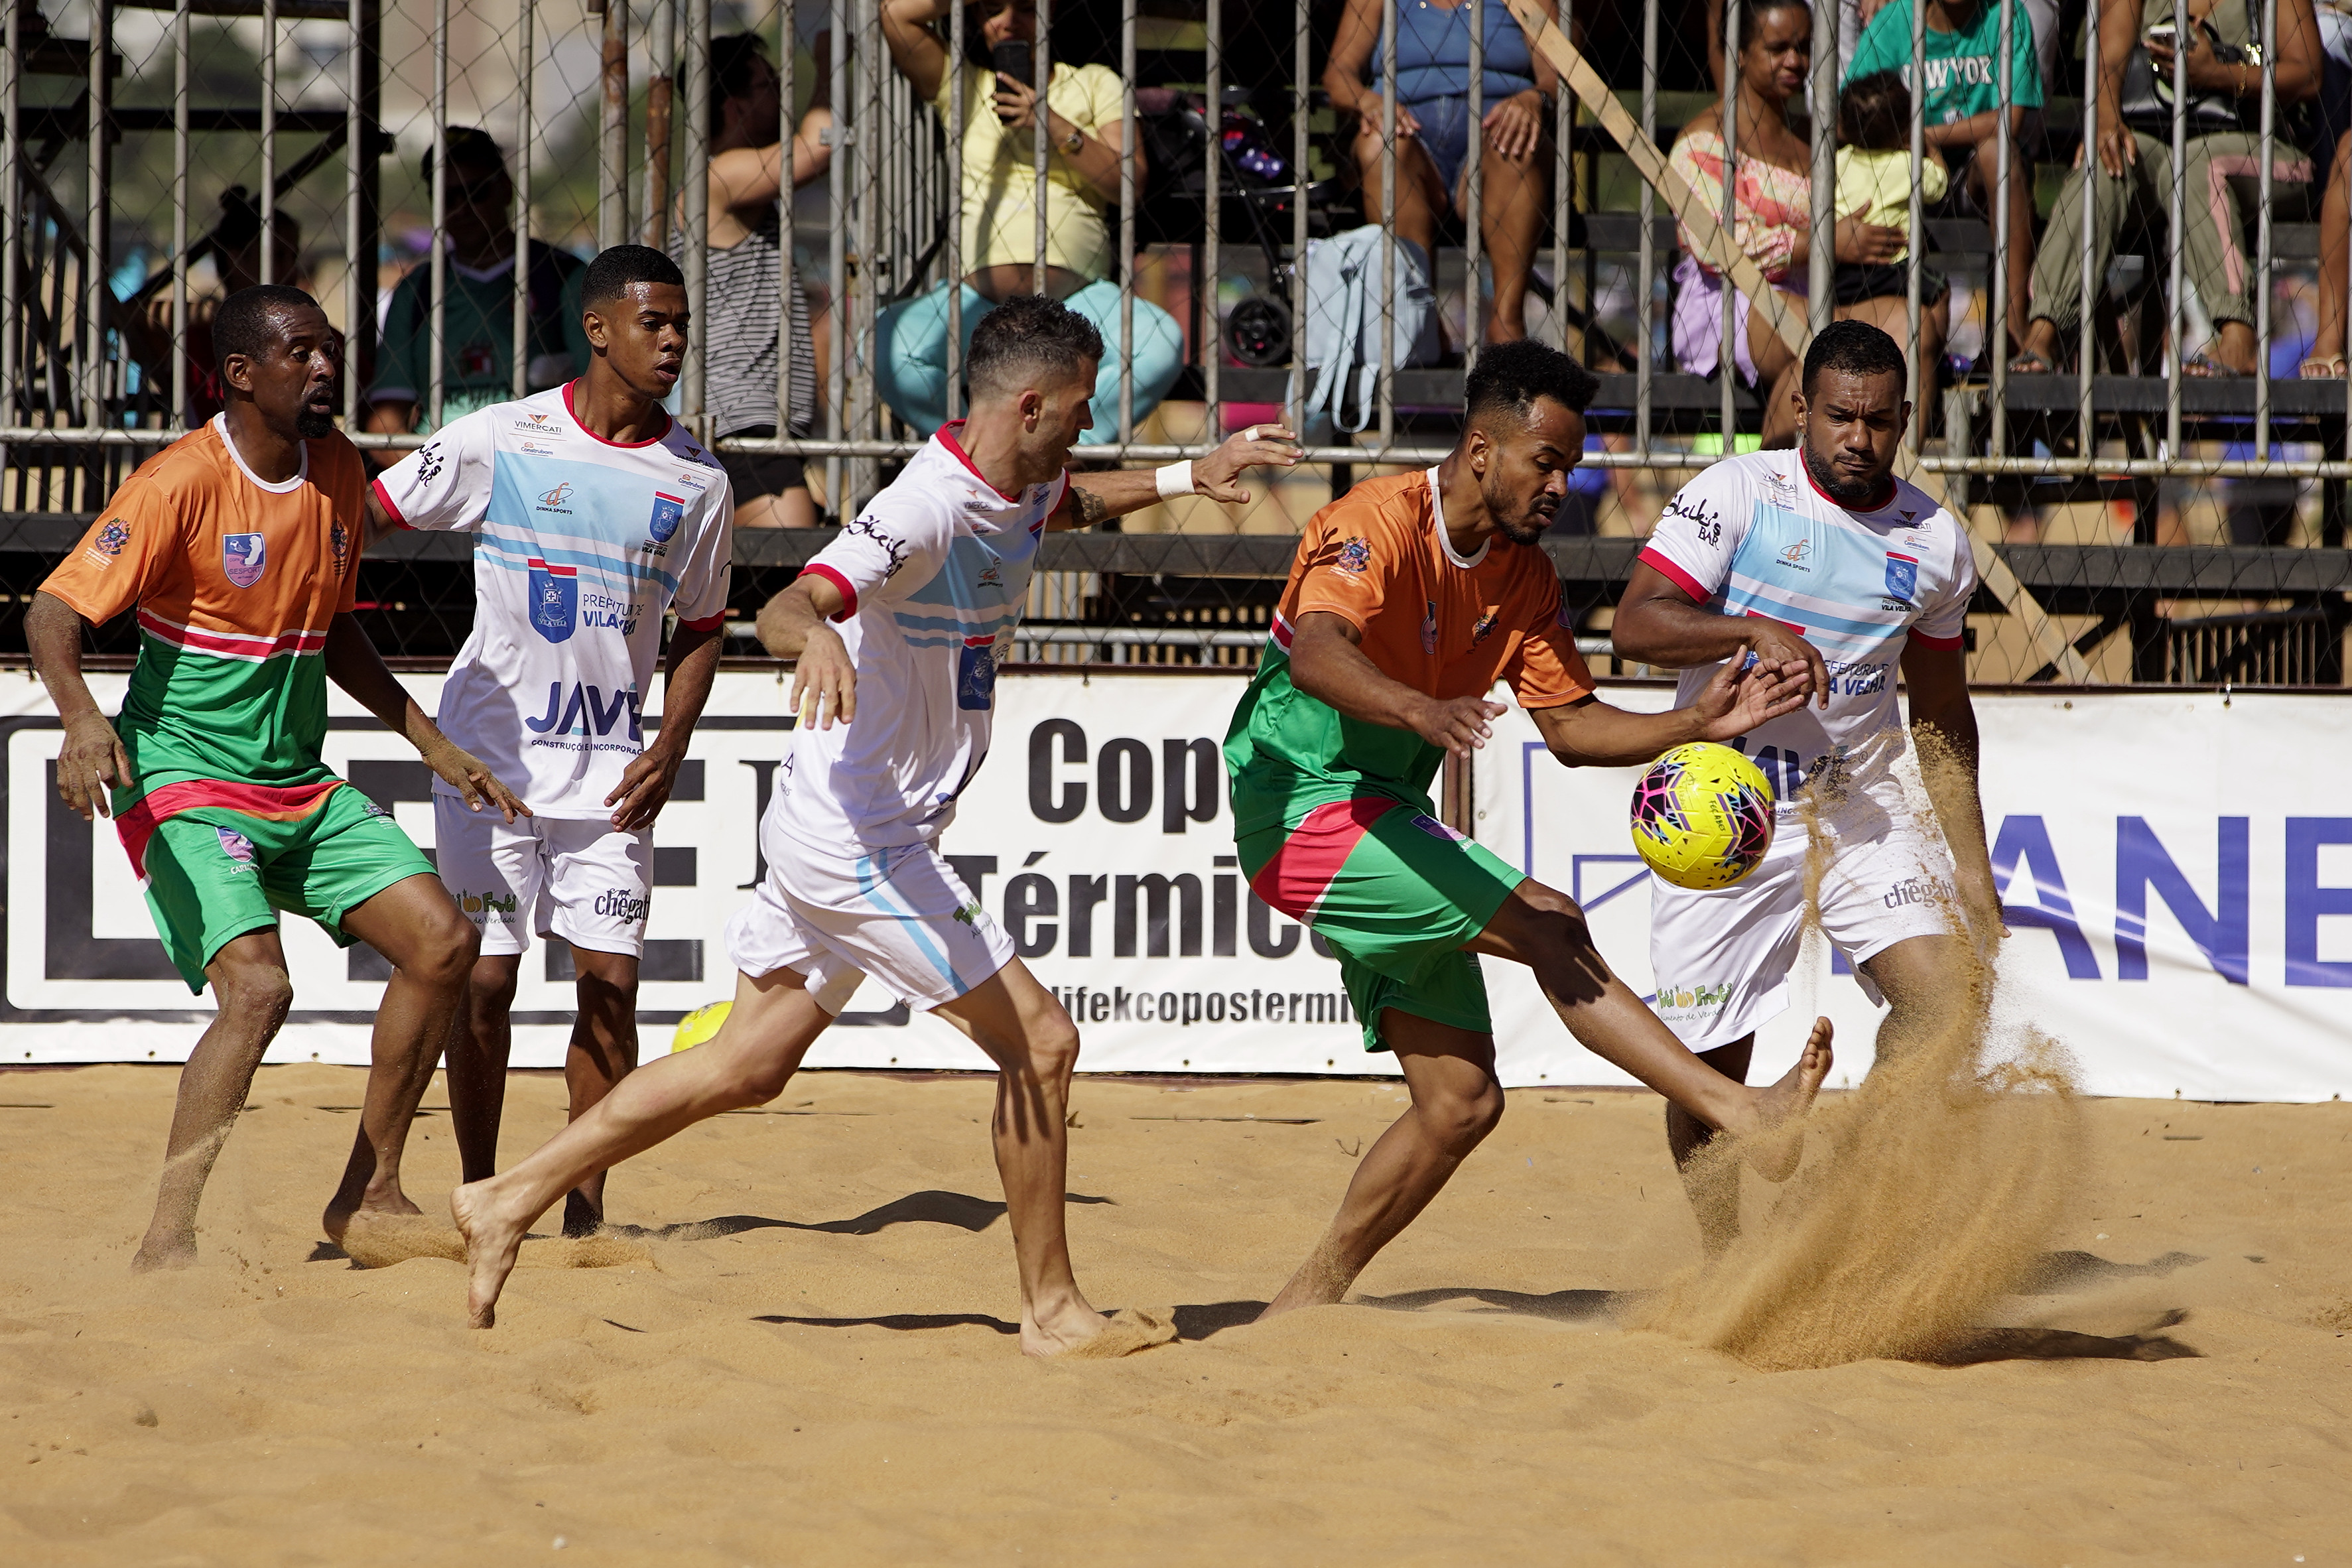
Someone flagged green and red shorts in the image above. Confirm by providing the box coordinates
[1236,791,1526,1051]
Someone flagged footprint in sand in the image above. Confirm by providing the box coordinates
[517,1235,657,1272]
[1061,1307,1179,1359]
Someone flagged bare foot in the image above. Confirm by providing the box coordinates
[1020,1291,1114,1358]
[560,1193,604,1240]
[321,1187,423,1246]
[450,1180,531,1329]
[1741,1015,1834,1182]
[1057,1307,1179,1359]
[131,1234,196,1273]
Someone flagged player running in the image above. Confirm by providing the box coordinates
[1226,339,1835,1321]
[451,294,1298,1350]
[369,245,732,1238]
[1611,320,1998,1252]
[24,284,520,1270]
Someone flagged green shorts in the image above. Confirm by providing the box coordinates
[137,784,436,992]
[1236,791,1524,1052]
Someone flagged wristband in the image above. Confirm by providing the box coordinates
[1154,461,1195,501]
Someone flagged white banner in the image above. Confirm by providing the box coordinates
[4,670,2348,1099]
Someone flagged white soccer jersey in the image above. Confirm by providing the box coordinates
[1640,449,1975,807]
[372,384,734,817]
[774,423,1058,852]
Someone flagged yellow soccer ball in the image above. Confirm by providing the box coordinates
[1629,742,1776,891]
[670,1000,732,1053]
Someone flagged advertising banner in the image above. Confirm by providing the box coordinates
[5,670,2348,1099]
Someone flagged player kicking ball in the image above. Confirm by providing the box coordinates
[1612,320,1999,1253]
[1226,339,1835,1321]
[25,285,521,1270]
[369,245,732,1238]
[453,294,1298,1350]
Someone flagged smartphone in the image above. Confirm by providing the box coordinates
[2144,21,2178,47]
[991,40,1033,85]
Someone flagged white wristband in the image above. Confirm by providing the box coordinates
[1153,460,1195,501]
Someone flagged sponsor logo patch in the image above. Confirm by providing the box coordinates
[94,519,130,556]
[1333,536,1371,575]
[222,532,267,588]
[457,889,519,916]
[1409,813,1468,844]
[539,482,574,509]
[215,827,257,866]
[593,887,651,925]
[1776,537,1812,570]
[1470,608,1500,645]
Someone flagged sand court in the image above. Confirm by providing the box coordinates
[2,1062,2348,1563]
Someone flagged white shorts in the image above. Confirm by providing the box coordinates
[1646,805,1957,1051]
[434,795,652,958]
[724,818,1016,1015]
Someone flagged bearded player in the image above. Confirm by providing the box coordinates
[452,295,1298,1350]
[369,245,732,1238]
[1227,339,1834,1321]
[25,285,520,1270]
[1612,320,1998,1253]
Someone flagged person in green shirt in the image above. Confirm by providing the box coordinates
[1841,0,2043,356]
[365,128,593,439]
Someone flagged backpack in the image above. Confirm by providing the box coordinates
[1297,224,1439,436]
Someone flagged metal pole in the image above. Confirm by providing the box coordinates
[1033,0,1051,296]
[428,0,448,432]
[1553,0,1570,352]
[825,0,846,511]
[2253,0,2276,459]
[345,0,362,426]
[84,0,110,441]
[857,0,882,499]
[598,0,630,251]
[2166,0,2188,456]
[945,0,963,421]
[1719,0,1736,448]
[1466,0,1484,361]
[4,0,22,462]
[172,0,188,427]
[1379,0,1396,448]
[1638,0,1656,453]
[780,0,799,432]
[513,0,533,397]
[1203,0,1220,428]
[685,0,710,432]
[646,0,678,250]
[1118,0,1136,444]
[1290,0,1307,438]
[1807,0,1831,334]
[1989,0,2012,460]
[1904,0,1924,448]
[261,0,277,285]
[2077,0,2097,451]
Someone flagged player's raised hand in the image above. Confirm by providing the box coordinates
[1691,654,1813,741]
[1411,693,1508,757]
[54,711,133,821]
[1192,423,1301,505]
[791,622,858,730]
[423,737,531,824]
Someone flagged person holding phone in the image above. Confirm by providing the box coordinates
[872,0,1183,444]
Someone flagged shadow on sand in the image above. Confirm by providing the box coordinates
[1360,1287,1622,1324]
[754,1310,1021,1336]
[608,1189,1115,1242]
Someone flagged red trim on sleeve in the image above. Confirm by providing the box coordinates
[803,562,858,621]
[369,477,411,529]
[1907,627,1965,650]
[677,611,728,631]
[1636,546,1711,606]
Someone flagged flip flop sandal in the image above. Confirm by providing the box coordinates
[2007,348,2056,375]
[2180,351,2244,379]
[2300,354,2347,379]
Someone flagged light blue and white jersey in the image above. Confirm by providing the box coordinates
[373,383,733,815]
[1641,448,1974,807]
[777,424,1059,851]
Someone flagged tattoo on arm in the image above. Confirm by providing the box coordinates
[1070,486,1108,528]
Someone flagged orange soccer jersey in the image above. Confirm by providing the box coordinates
[1224,468,1595,833]
[39,418,368,870]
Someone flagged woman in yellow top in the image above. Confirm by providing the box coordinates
[876,0,1183,442]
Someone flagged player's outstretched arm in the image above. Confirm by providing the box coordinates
[1051,425,1301,531]
[1613,560,1830,709]
[755,574,855,730]
[1289,611,1506,757]
[25,590,133,822]
[321,614,528,822]
[1900,639,2006,937]
[606,618,725,833]
[1530,657,1813,769]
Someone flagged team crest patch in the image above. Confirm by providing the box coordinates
[330,516,350,575]
[1410,813,1468,844]
[222,532,267,588]
[528,557,578,643]
[1884,551,1919,604]
[1420,599,1437,654]
[94,519,130,556]
[1334,536,1371,575]
[215,827,257,866]
[648,491,686,543]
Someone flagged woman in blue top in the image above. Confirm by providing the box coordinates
[1323,0,1559,343]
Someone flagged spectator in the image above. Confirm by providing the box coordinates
[1710,0,2061,127]
[2303,127,2350,375]
[1834,70,1952,375]
[671,33,831,528]
[1321,0,1559,344]
[1668,0,1906,445]
[1840,0,2041,359]
[132,187,320,425]
[365,128,592,436]
[873,0,1182,443]
[2010,0,2321,377]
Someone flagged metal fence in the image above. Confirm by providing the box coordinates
[2,0,2350,685]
